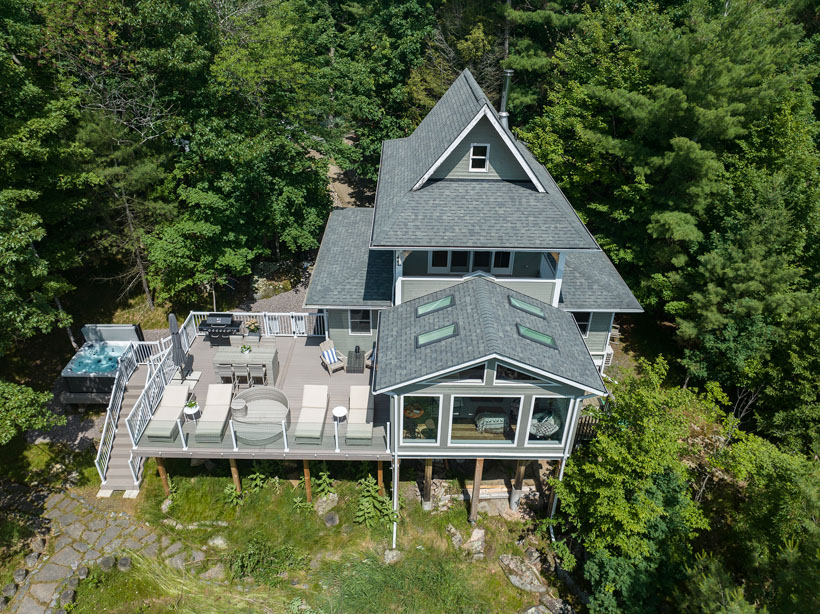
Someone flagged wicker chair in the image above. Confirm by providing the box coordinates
[248,364,267,387]
[319,340,346,376]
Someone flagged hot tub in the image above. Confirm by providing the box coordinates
[61,342,131,393]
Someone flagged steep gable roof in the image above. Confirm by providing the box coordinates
[370,69,599,251]
[373,277,607,395]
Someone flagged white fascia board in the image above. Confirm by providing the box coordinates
[368,245,602,252]
[373,353,607,396]
[411,106,546,193]
[303,304,390,310]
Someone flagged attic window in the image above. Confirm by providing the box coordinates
[417,295,454,317]
[517,324,557,349]
[416,323,458,348]
[509,296,545,319]
[469,144,489,172]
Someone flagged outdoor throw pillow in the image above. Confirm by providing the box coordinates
[322,349,339,365]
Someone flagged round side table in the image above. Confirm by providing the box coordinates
[332,406,347,453]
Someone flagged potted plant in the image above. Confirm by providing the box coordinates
[240,344,252,354]
[245,319,261,341]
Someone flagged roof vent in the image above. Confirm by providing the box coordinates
[499,69,514,129]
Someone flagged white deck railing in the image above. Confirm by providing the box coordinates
[185,311,327,339]
[125,346,177,447]
[94,344,138,483]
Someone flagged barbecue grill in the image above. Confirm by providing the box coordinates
[198,313,241,343]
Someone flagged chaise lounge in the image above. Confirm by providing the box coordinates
[293,385,328,444]
[143,384,190,443]
[345,385,374,445]
[194,384,234,443]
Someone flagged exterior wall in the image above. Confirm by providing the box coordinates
[430,116,530,181]
[583,312,612,354]
[400,277,556,305]
[403,250,545,279]
[403,251,427,276]
[327,309,378,355]
[391,358,585,460]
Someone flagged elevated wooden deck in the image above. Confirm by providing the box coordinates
[132,335,391,461]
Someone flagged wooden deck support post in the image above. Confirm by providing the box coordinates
[422,458,433,511]
[469,458,484,523]
[303,459,312,503]
[156,457,170,497]
[229,458,241,493]
[377,461,385,496]
[510,460,527,511]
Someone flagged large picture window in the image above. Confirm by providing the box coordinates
[527,397,571,445]
[427,251,515,275]
[450,396,521,445]
[349,310,372,335]
[401,396,440,444]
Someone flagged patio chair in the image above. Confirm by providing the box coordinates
[234,364,251,388]
[248,364,267,387]
[320,340,346,376]
[345,385,374,445]
[293,385,328,444]
[215,363,236,388]
[194,384,233,443]
[143,384,190,443]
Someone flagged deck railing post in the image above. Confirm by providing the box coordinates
[230,420,238,451]
[178,419,187,450]
[291,313,297,337]
[263,312,270,336]
[386,421,391,453]
[128,453,138,483]
[282,420,289,451]
[334,418,340,453]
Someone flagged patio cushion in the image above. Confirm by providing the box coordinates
[346,385,373,443]
[322,348,339,365]
[294,385,328,442]
[195,384,233,443]
[144,384,190,440]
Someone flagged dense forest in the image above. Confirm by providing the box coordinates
[2,0,818,611]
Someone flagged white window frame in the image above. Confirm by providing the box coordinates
[348,309,372,335]
[572,312,591,338]
[469,143,490,172]
[426,250,516,276]
[493,363,561,387]
[447,394,524,447]
[524,396,577,448]
[399,394,443,446]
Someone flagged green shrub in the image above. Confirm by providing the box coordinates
[354,475,395,528]
[314,471,335,498]
[228,535,305,584]
[222,483,245,507]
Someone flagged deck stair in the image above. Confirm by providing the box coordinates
[100,366,148,492]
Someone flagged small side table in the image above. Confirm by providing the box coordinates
[332,406,348,452]
[346,351,365,374]
[183,403,201,423]
[231,399,247,418]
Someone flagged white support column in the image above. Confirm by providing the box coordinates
[552,252,566,307]
[601,313,616,376]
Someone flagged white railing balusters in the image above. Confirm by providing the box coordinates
[187,311,326,338]
[282,420,288,451]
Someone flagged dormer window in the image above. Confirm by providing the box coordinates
[469,144,490,172]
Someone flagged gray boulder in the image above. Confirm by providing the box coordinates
[207,535,228,549]
[24,552,39,568]
[30,536,47,554]
[445,524,463,549]
[383,549,403,565]
[1,584,16,599]
[200,563,226,581]
[160,498,173,514]
[99,556,115,572]
[499,554,548,593]
[117,557,132,572]
[59,589,76,606]
[315,493,338,517]
[520,607,549,614]
[12,569,26,584]
[77,566,89,580]
[323,512,339,527]
[540,593,576,614]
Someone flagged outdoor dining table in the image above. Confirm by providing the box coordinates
[212,345,279,386]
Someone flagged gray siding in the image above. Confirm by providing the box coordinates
[392,359,581,459]
[430,116,530,181]
[401,277,556,305]
[583,312,612,353]
[327,309,378,355]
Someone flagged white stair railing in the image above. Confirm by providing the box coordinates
[94,343,138,483]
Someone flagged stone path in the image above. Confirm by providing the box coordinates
[5,491,219,614]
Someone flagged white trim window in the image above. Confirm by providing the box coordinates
[525,397,573,447]
[427,250,515,276]
[448,395,523,446]
[572,312,591,337]
[469,143,490,172]
[400,395,442,445]
[432,363,486,385]
[348,309,372,335]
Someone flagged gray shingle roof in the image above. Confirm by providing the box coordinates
[559,252,643,312]
[373,277,606,394]
[370,69,598,251]
[303,208,393,308]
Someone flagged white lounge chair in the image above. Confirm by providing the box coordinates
[345,385,373,445]
[143,385,190,443]
[194,384,234,443]
[293,385,328,444]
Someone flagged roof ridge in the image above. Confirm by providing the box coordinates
[473,279,501,352]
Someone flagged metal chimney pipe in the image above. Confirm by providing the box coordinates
[499,68,514,129]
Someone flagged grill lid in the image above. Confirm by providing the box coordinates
[206,313,234,326]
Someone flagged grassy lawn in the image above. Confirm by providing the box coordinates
[70,459,536,613]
